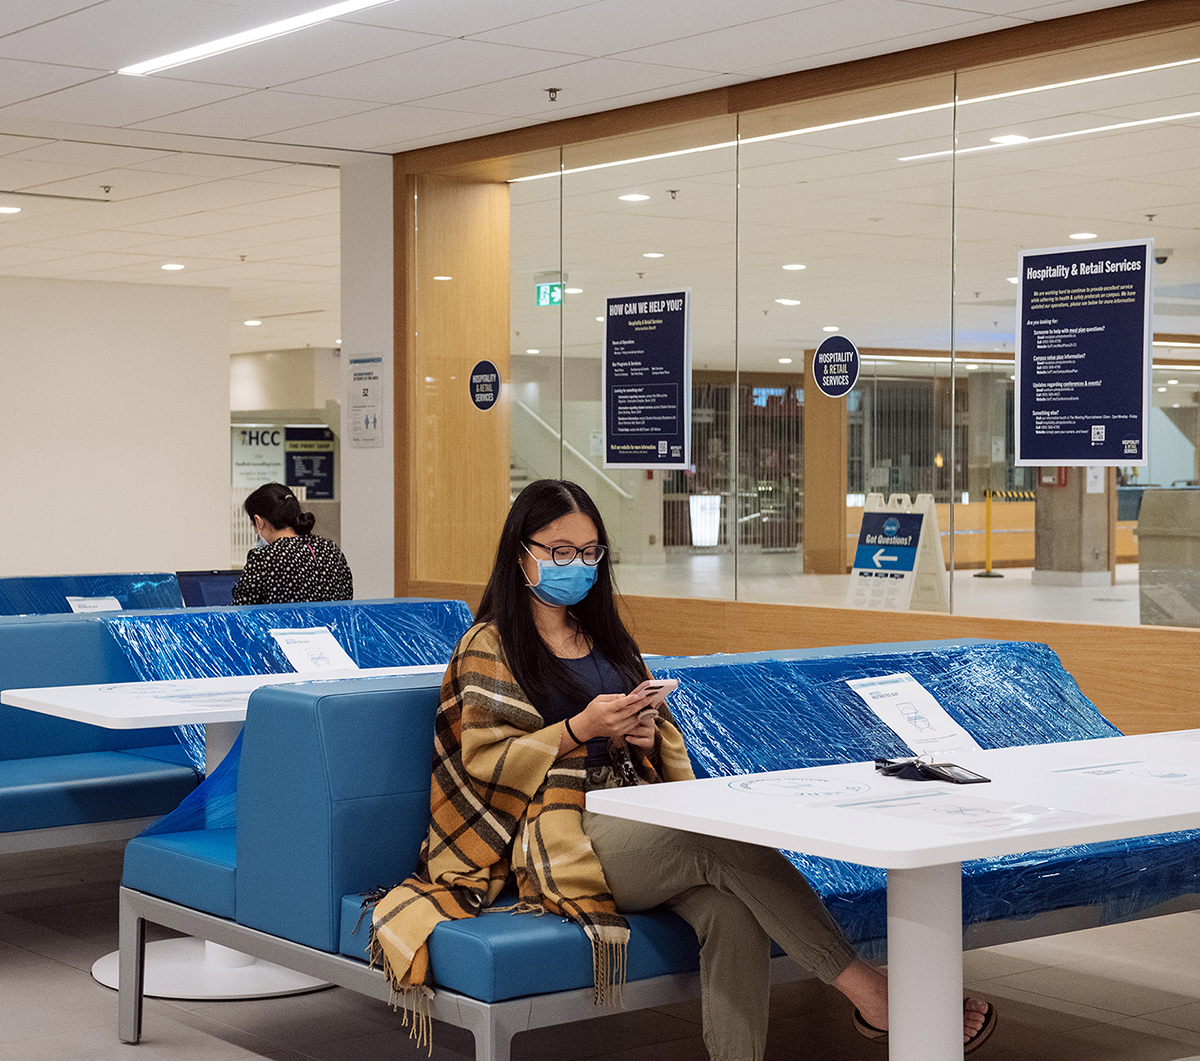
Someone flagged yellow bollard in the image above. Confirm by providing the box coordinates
[974,488,1004,578]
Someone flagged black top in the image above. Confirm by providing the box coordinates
[231,534,353,606]
[540,646,627,767]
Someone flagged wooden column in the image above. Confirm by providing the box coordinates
[802,349,848,573]
[394,171,511,594]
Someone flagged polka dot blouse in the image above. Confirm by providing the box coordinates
[231,534,353,605]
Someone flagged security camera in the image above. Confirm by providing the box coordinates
[1155,248,1172,265]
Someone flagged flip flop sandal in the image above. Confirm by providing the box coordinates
[853,1001,998,1051]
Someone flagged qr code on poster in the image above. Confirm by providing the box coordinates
[1091,425,1105,442]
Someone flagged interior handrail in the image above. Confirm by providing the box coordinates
[514,401,634,500]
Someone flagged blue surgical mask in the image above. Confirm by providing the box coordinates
[523,546,598,607]
[254,535,268,549]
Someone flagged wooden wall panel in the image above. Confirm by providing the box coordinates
[618,595,1200,737]
[802,348,848,573]
[400,175,511,587]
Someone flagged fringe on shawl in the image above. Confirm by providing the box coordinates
[366,916,435,1056]
[590,933,628,1008]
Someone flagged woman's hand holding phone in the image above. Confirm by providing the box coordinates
[577,679,678,739]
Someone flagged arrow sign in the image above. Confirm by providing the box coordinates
[872,548,898,567]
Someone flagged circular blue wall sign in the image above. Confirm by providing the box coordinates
[469,360,501,411]
[812,336,860,398]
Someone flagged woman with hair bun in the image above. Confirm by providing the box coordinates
[231,482,353,605]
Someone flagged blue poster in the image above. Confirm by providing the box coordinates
[812,335,860,398]
[603,290,690,469]
[285,427,335,500]
[852,513,921,574]
[1015,239,1152,466]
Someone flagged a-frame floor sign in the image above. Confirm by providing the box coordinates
[846,492,950,612]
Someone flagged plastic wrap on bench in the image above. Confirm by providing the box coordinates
[653,641,1200,944]
[112,601,471,830]
[0,573,184,615]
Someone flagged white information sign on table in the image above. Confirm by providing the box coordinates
[588,732,1200,1061]
[847,672,982,759]
[269,627,359,672]
[66,595,122,613]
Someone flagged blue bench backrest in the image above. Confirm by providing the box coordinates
[102,598,475,680]
[0,614,176,759]
[0,573,183,615]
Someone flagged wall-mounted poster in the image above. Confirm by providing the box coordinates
[348,354,384,448]
[231,425,285,487]
[603,290,690,470]
[1014,239,1152,466]
[284,427,335,500]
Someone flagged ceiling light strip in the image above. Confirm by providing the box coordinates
[898,108,1200,161]
[119,0,400,75]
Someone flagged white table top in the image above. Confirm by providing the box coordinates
[0,666,445,728]
[587,731,1200,869]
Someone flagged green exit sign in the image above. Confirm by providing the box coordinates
[535,282,563,306]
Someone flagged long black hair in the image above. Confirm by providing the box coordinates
[244,482,316,535]
[476,479,645,714]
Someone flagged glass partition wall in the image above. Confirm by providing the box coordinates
[476,22,1200,623]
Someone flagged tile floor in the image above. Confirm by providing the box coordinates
[4,842,1200,1061]
[614,556,1147,626]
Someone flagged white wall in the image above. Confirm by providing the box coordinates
[0,276,230,576]
[230,346,341,411]
[339,156,394,598]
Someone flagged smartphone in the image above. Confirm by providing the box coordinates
[631,677,678,718]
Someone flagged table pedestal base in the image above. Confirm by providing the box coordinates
[887,862,964,1061]
[92,939,330,1000]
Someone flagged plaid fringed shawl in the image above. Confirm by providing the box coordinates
[370,622,694,1028]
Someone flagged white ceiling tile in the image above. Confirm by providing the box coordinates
[0,58,108,108]
[269,103,503,151]
[5,140,176,167]
[334,0,604,40]
[0,73,248,127]
[128,88,383,139]
[620,0,996,72]
[472,0,831,58]
[114,208,283,235]
[234,187,339,218]
[0,0,321,69]
[418,60,738,120]
[0,157,101,190]
[285,38,593,106]
[0,2,105,36]
[160,19,440,91]
[22,167,217,201]
[235,162,339,187]
[125,154,297,179]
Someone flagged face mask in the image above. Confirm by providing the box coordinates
[254,535,268,549]
[523,547,598,607]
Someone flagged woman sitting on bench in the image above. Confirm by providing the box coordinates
[372,478,995,1057]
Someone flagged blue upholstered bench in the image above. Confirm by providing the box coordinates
[0,613,200,854]
[117,638,1200,1061]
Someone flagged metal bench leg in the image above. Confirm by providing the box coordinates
[118,888,146,1044]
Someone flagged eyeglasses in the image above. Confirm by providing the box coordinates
[526,539,606,566]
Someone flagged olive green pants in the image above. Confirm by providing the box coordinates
[582,811,857,1061]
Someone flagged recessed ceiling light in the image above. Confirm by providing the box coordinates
[778,358,793,364]
[1010,375,1016,381]
[774,298,801,306]
[1007,276,1019,284]
[244,320,262,326]
[596,316,604,322]
[642,252,664,258]
[1157,386,1168,392]
[989,134,1029,145]
[1069,232,1098,240]
[967,364,979,370]
[618,194,649,201]
[782,263,806,271]
[433,275,452,280]
[1174,403,1181,408]
[526,348,540,354]
[118,0,400,75]
[161,263,185,271]
[823,325,839,332]
[0,206,20,214]
[565,287,583,294]
[1168,378,1179,384]
[335,339,341,344]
